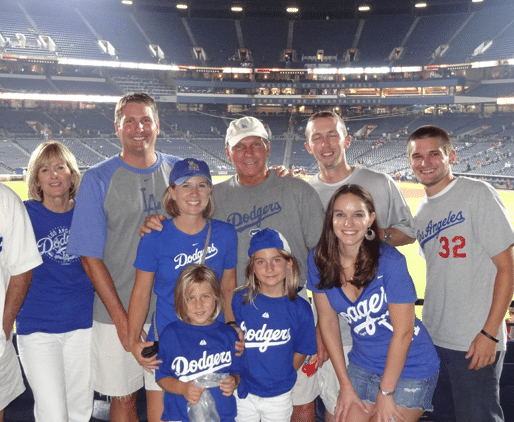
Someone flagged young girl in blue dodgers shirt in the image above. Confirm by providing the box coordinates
[232,228,317,422]
[155,264,242,422]
[308,184,439,422]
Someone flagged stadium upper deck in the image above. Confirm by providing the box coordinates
[1,0,514,182]
[1,0,514,69]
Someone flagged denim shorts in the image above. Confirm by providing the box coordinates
[347,362,438,412]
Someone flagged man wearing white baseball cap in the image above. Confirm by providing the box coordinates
[138,116,325,421]
[213,116,325,422]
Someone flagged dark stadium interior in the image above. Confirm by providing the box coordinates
[2,0,514,420]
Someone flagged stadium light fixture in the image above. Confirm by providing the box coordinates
[286,6,300,14]
[231,5,243,12]
[121,0,133,4]
[176,3,188,10]
[414,2,427,8]
[358,4,371,12]
[472,0,483,2]
[0,93,122,103]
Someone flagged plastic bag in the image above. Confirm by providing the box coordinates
[186,373,228,422]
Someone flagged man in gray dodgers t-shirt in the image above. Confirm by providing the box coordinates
[213,116,324,422]
[138,116,325,421]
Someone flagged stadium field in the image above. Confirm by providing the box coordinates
[6,178,514,317]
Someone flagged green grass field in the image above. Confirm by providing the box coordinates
[7,178,514,319]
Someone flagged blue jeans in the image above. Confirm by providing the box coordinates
[432,345,505,422]
[347,362,438,411]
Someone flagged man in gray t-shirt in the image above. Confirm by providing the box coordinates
[213,116,324,422]
[138,116,324,422]
[68,93,179,422]
[408,125,514,422]
[304,111,415,422]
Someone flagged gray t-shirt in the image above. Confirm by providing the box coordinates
[415,177,514,352]
[308,166,415,346]
[68,153,179,324]
[309,166,415,237]
[213,172,324,287]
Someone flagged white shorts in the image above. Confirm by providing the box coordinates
[90,321,160,397]
[0,337,25,410]
[235,390,292,422]
[291,287,320,406]
[317,346,351,415]
[291,362,320,406]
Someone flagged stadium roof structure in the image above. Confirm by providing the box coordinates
[136,0,509,19]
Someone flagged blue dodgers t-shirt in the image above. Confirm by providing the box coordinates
[17,201,94,334]
[156,320,242,422]
[232,289,317,398]
[134,218,237,341]
[307,244,439,379]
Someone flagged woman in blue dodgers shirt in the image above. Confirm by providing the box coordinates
[128,158,239,422]
[307,184,439,422]
[17,141,95,422]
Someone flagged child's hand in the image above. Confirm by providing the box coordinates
[234,326,245,356]
[183,381,205,405]
[220,374,239,397]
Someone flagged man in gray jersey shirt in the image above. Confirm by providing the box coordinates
[408,125,514,422]
[304,111,415,422]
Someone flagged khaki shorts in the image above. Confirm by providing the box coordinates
[90,321,161,397]
[0,337,25,410]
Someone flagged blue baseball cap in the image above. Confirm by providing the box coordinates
[169,158,212,186]
[248,228,291,257]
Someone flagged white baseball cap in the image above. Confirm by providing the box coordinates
[225,116,270,149]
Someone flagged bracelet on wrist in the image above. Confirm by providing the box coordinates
[378,385,395,396]
[384,229,392,245]
[480,329,499,343]
[226,321,238,328]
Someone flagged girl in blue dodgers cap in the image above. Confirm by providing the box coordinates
[127,158,241,422]
[232,228,317,422]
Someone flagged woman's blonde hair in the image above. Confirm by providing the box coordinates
[162,182,214,218]
[174,264,223,324]
[26,141,81,202]
[237,248,300,305]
